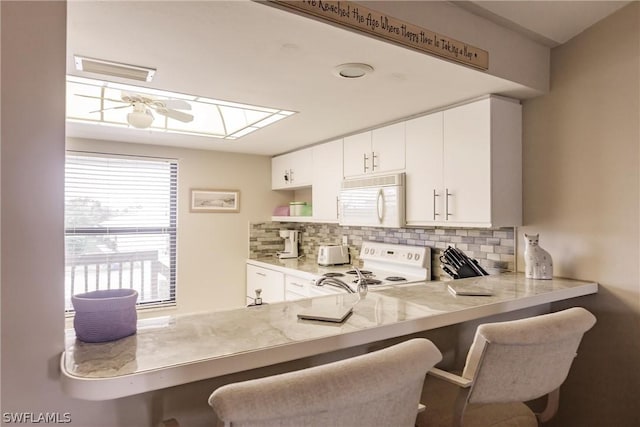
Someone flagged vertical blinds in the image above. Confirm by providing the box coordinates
[64,152,177,311]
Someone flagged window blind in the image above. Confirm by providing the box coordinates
[64,152,177,312]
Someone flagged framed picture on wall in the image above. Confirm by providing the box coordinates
[190,189,240,213]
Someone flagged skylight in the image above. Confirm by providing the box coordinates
[66,76,296,140]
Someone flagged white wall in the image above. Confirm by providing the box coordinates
[520,3,640,425]
[0,4,289,425]
[67,138,290,317]
[1,0,73,419]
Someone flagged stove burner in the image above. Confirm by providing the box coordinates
[353,278,382,285]
[385,276,407,282]
[345,270,372,276]
[323,272,345,278]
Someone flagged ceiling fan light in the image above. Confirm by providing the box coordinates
[127,110,154,128]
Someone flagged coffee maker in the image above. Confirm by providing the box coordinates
[278,230,300,259]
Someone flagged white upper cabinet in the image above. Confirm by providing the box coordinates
[372,122,406,173]
[343,131,372,177]
[443,99,492,224]
[271,148,313,190]
[312,139,343,223]
[405,96,522,227]
[405,112,444,224]
[343,122,405,177]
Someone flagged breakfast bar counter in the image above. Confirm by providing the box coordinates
[60,273,597,400]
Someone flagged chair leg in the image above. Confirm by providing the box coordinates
[452,388,470,427]
[536,388,560,424]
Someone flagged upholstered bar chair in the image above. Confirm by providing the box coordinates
[208,338,442,427]
[420,307,596,427]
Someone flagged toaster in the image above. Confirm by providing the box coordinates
[317,245,350,266]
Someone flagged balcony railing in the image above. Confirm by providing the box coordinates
[65,250,171,311]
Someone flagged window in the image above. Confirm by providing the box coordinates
[64,152,177,312]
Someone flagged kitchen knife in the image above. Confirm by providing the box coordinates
[441,264,459,279]
[471,258,489,275]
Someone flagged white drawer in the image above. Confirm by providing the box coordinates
[285,275,311,299]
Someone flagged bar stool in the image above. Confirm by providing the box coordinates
[208,338,443,427]
[419,307,596,427]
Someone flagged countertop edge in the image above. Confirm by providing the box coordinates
[60,278,597,400]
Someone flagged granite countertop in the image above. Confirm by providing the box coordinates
[60,273,597,400]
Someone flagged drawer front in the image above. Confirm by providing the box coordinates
[285,275,311,299]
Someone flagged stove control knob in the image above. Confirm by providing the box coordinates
[415,253,420,261]
[370,249,375,255]
[407,253,413,260]
[364,248,369,254]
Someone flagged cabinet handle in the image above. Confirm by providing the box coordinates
[336,196,340,220]
[363,153,369,173]
[445,188,453,219]
[289,281,304,288]
[284,170,289,183]
[255,272,267,277]
[289,169,294,183]
[433,189,440,221]
[372,151,378,171]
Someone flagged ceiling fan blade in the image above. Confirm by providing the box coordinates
[155,107,194,123]
[89,104,131,114]
[75,93,127,104]
[159,99,192,110]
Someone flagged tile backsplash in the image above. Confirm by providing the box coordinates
[249,222,515,279]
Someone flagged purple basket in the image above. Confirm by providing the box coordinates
[72,289,138,343]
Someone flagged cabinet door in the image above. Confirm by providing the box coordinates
[372,122,405,173]
[271,148,313,190]
[246,264,285,304]
[443,99,491,224]
[271,154,289,189]
[312,139,343,222]
[289,147,313,187]
[343,131,372,177]
[405,112,444,224]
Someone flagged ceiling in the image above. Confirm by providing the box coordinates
[460,1,630,47]
[66,1,629,156]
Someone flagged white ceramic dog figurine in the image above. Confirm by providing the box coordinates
[524,233,553,280]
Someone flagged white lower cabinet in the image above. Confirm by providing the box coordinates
[284,274,312,301]
[246,264,285,305]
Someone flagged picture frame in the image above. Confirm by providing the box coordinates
[190,189,240,213]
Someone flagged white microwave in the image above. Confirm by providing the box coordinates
[339,173,405,228]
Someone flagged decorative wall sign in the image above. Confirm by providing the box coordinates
[269,0,488,70]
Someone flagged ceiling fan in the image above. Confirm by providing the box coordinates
[85,91,194,129]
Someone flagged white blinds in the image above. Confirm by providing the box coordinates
[64,152,177,311]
